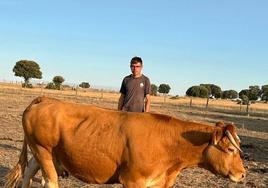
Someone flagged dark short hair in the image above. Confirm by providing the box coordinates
[130,56,143,65]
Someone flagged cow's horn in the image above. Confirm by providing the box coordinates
[234,133,241,143]
[225,130,242,152]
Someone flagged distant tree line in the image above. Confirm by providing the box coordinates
[12,60,90,90]
[186,84,268,104]
[11,60,268,104]
[150,84,171,96]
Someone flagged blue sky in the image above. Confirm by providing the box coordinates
[0,0,267,95]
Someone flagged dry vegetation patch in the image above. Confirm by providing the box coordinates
[0,84,267,187]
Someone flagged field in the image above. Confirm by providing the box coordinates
[0,84,267,188]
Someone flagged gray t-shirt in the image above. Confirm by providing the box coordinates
[120,74,151,112]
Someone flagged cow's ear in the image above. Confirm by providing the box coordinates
[212,128,223,145]
[215,121,225,128]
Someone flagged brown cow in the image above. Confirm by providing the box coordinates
[5,97,245,188]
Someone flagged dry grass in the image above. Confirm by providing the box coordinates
[0,83,267,187]
[1,82,268,112]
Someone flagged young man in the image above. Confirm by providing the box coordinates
[118,56,151,112]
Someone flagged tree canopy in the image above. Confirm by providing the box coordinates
[186,85,209,98]
[239,86,261,101]
[13,60,42,87]
[200,84,222,98]
[151,84,158,96]
[53,76,65,90]
[222,90,238,99]
[158,84,171,94]
[79,82,90,88]
[261,85,268,102]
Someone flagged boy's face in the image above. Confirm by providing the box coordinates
[130,62,142,77]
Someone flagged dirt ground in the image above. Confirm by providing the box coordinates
[0,90,267,188]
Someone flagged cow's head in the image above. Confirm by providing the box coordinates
[204,122,246,182]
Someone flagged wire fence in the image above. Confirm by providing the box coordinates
[0,81,268,118]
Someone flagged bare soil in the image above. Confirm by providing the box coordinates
[0,89,267,188]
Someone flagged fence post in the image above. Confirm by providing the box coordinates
[246,101,250,116]
[40,82,44,95]
[75,86,78,99]
[100,89,104,99]
[206,96,209,109]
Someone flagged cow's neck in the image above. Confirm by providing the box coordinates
[172,120,215,169]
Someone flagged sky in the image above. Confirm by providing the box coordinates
[0,0,267,95]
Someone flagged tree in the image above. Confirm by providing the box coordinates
[53,76,65,90]
[79,82,90,88]
[239,89,250,99]
[239,86,261,101]
[158,84,171,94]
[45,82,56,90]
[248,85,261,101]
[222,90,238,99]
[199,86,209,98]
[13,60,42,87]
[261,85,268,103]
[211,85,222,99]
[240,95,249,105]
[186,86,208,98]
[151,84,158,96]
[200,84,222,98]
[186,86,200,97]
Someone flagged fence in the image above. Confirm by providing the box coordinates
[1,81,268,118]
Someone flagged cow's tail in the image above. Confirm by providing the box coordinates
[4,137,28,188]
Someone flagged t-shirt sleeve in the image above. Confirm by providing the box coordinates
[119,78,126,95]
[145,78,151,95]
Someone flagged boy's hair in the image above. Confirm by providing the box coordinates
[130,56,143,65]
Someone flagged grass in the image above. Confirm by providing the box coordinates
[0,82,268,117]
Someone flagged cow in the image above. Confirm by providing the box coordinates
[4,96,246,188]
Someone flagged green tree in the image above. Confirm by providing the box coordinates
[199,86,209,98]
[261,85,268,103]
[248,85,261,101]
[239,89,250,99]
[158,84,171,94]
[239,86,261,101]
[186,86,208,98]
[200,84,211,96]
[240,95,249,105]
[151,84,158,96]
[200,84,222,98]
[222,90,238,99]
[45,82,56,90]
[13,60,42,87]
[53,76,65,90]
[186,86,200,97]
[79,82,90,88]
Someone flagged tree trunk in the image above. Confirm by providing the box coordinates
[190,97,192,107]
[206,96,209,109]
[24,78,29,88]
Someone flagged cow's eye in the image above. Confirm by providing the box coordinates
[227,148,234,153]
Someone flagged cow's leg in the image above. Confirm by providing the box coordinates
[164,164,184,187]
[21,157,40,188]
[164,173,179,188]
[33,146,59,188]
[119,168,146,188]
